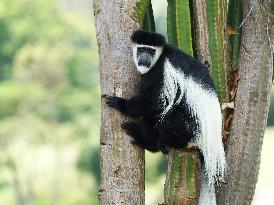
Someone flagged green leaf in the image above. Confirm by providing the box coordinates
[143,1,155,32]
[228,0,242,67]
[167,0,178,46]
[175,0,193,55]
[167,0,193,55]
[134,0,150,22]
[205,0,228,103]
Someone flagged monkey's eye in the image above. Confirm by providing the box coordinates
[138,47,155,56]
[139,47,145,52]
[148,49,155,55]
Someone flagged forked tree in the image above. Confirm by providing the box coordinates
[93,0,273,204]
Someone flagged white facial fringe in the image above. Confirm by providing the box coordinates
[160,59,227,203]
[132,44,163,74]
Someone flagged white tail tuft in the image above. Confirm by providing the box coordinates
[184,80,227,185]
[199,168,216,205]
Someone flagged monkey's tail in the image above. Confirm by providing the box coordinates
[198,166,217,205]
[195,124,227,205]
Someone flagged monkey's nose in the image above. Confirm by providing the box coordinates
[137,52,151,67]
[138,59,151,67]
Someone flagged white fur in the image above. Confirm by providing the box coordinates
[160,59,227,205]
[199,169,216,205]
[132,44,163,74]
[159,60,185,119]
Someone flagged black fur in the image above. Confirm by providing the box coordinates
[131,30,166,46]
[105,31,216,154]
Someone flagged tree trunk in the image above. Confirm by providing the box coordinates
[164,149,201,205]
[216,1,273,204]
[93,1,145,204]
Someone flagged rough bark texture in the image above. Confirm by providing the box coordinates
[216,1,273,204]
[193,0,212,72]
[164,148,201,205]
[93,1,145,204]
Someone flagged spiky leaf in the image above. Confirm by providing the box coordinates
[143,1,155,32]
[167,0,193,55]
[205,0,228,103]
[134,0,151,23]
[228,0,242,67]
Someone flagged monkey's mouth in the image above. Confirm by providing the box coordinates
[138,61,151,68]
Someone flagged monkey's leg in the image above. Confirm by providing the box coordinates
[157,138,169,155]
[104,95,147,118]
[158,128,189,149]
[121,120,159,152]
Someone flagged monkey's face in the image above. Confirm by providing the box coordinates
[132,44,163,74]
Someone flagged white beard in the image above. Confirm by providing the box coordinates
[136,65,151,74]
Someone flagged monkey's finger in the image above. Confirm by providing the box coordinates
[121,122,132,130]
[130,139,139,145]
[105,96,118,107]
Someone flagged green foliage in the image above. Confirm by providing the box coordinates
[167,0,177,46]
[0,0,62,80]
[175,0,193,54]
[134,0,151,22]
[145,151,167,183]
[228,0,242,67]
[0,0,100,122]
[143,1,155,32]
[0,82,24,118]
[0,0,99,84]
[13,44,70,88]
[0,0,100,204]
[1,82,57,117]
[57,88,99,123]
[167,0,193,55]
[67,51,99,87]
[205,0,228,103]
[77,146,100,184]
[0,18,12,80]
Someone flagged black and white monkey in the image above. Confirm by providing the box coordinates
[105,30,226,205]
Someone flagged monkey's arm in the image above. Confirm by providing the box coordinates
[104,95,147,118]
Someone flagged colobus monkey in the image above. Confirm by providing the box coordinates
[105,30,226,205]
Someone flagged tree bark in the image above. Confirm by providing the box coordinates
[93,1,145,204]
[193,0,212,71]
[216,1,273,204]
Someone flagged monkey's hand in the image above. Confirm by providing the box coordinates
[103,95,144,118]
[104,95,125,112]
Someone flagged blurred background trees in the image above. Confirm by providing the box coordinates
[0,0,101,204]
[0,0,273,205]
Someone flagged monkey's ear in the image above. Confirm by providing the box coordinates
[131,30,166,47]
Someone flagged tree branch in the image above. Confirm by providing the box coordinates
[216,1,273,204]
